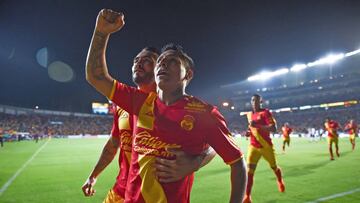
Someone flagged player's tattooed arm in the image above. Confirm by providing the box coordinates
[89,136,119,179]
[86,9,125,97]
[82,136,119,197]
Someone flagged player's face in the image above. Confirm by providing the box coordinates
[132,50,157,86]
[154,50,188,92]
[251,96,261,111]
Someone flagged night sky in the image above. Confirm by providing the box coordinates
[1,0,360,113]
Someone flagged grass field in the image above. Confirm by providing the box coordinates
[0,137,359,203]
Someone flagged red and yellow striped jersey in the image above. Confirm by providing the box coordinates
[111,106,133,198]
[324,120,339,138]
[247,109,276,148]
[109,81,243,203]
[281,126,292,139]
[345,123,358,135]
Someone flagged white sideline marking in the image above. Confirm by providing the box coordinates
[306,188,360,203]
[0,139,50,196]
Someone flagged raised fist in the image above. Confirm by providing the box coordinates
[95,9,125,35]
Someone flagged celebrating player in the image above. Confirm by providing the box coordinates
[243,94,285,203]
[82,12,216,203]
[85,9,246,203]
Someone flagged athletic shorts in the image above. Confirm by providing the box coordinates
[328,137,339,145]
[247,145,277,168]
[350,134,356,141]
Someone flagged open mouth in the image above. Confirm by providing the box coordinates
[157,69,168,77]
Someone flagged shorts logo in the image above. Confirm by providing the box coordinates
[180,115,195,131]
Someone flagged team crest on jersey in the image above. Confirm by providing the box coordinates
[184,101,206,112]
[119,111,129,119]
[180,115,195,131]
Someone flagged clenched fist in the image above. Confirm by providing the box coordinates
[95,9,125,35]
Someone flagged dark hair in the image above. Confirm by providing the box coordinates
[160,43,194,70]
[252,94,261,99]
[141,46,160,55]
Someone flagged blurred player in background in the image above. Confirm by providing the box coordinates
[344,119,358,151]
[324,118,341,160]
[281,123,292,152]
[244,94,285,203]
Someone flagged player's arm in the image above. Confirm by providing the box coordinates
[154,147,216,183]
[207,109,247,202]
[82,135,119,196]
[86,9,125,97]
[229,158,247,203]
[250,122,276,133]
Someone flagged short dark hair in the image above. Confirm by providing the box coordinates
[252,94,261,99]
[161,43,194,70]
[141,46,160,55]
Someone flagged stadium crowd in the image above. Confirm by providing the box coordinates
[1,105,358,141]
[227,106,360,136]
[0,112,112,139]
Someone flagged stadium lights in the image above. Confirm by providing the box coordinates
[246,47,360,82]
[290,64,307,72]
[272,68,289,76]
[345,48,360,57]
[222,102,229,107]
[307,53,345,67]
[247,68,289,82]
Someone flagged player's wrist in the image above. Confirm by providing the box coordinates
[94,29,110,38]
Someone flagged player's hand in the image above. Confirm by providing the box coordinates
[249,121,257,128]
[154,148,200,183]
[95,9,125,35]
[81,177,97,197]
[245,129,251,137]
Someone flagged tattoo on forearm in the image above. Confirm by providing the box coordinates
[88,31,108,81]
[95,145,116,171]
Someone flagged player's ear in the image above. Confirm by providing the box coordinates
[185,69,193,81]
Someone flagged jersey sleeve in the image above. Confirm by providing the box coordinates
[205,107,243,165]
[111,108,120,138]
[263,109,276,126]
[108,80,148,115]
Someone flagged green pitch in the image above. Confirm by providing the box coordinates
[0,137,359,203]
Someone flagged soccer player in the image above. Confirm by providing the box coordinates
[281,123,292,152]
[344,119,358,151]
[85,9,247,203]
[82,46,216,202]
[243,94,285,203]
[324,118,340,160]
[0,128,4,147]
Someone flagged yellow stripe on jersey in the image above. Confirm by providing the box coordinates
[138,154,167,203]
[247,112,272,149]
[118,110,131,130]
[108,80,117,100]
[137,92,157,130]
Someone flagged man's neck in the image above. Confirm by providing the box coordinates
[253,107,261,113]
[138,83,156,93]
[157,87,185,106]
